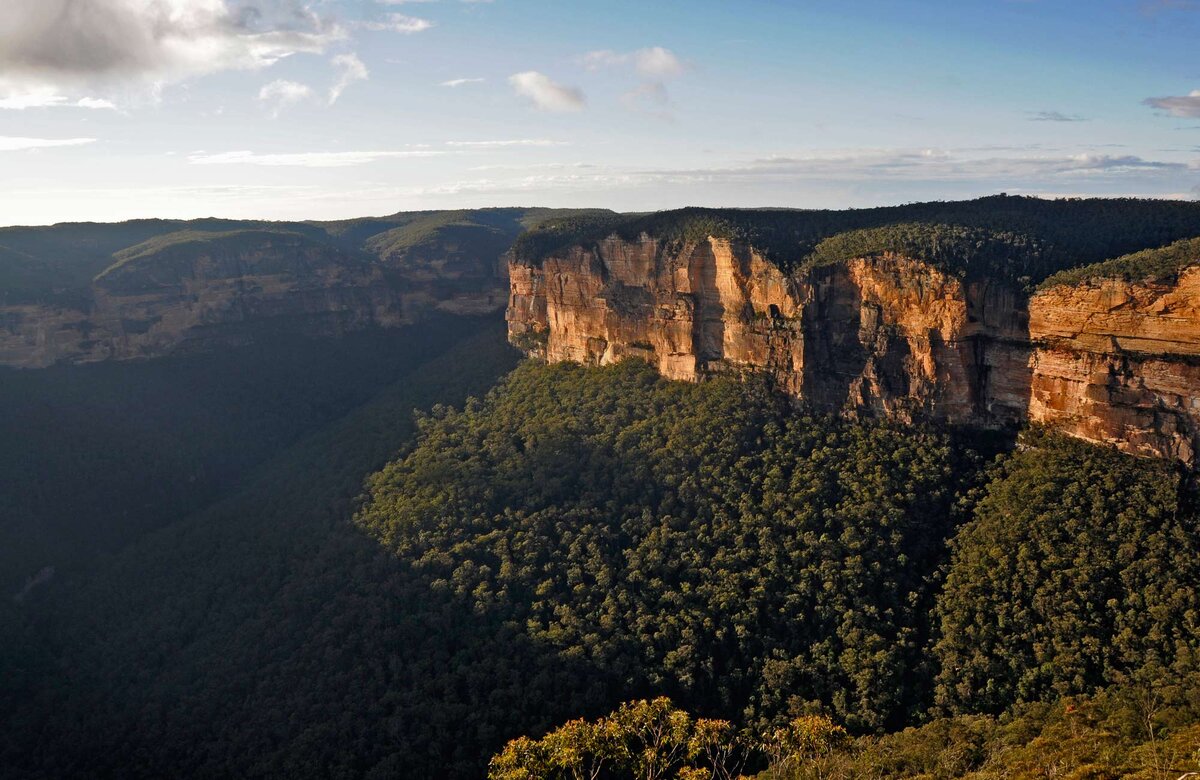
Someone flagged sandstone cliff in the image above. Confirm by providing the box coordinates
[0,207,611,368]
[1029,269,1200,464]
[0,229,507,368]
[509,234,1200,466]
[509,235,1029,425]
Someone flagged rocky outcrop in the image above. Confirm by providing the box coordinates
[1029,270,1200,464]
[0,231,508,368]
[509,235,1200,466]
[508,236,1029,427]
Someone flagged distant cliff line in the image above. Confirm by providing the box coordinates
[0,207,607,368]
[507,208,1200,466]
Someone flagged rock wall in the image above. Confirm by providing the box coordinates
[0,236,508,368]
[509,235,1200,466]
[1029,270,1200,464]
[508,236,1028,427]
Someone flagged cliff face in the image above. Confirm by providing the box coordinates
[508,236,1029,427]
[509,236,1200,466]
[1029,270,1200,464]
[0,232,508,368]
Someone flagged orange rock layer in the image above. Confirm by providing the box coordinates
[508,236,1200,466]
[1029,269,1200,464]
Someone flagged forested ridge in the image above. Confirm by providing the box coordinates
[512,195,1200,286]
[0,206,607,305]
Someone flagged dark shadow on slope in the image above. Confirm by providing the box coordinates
[0,315,495,596]
[3,319,627,780]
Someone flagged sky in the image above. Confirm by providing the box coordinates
[0,0,1198,226]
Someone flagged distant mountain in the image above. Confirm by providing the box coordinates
[0,207,610,367]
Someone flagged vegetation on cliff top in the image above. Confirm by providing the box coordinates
[512,195,1200,286]
[108,228,325,265]
[800,223,1048,282]
[1038,235,1200,290]
[358,208,611,264]
[0,207,609,305]
[93,228,364,296]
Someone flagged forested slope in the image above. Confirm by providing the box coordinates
[2,317,522,778]
[9,352,1196,778]
[0,315,500,595]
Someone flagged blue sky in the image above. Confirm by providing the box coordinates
[0,0,1197,225]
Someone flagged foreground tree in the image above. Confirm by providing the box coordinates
[489,698,851,779]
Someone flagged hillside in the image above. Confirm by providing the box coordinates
[5,358,1196,778]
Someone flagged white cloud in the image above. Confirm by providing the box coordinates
[0,136,96,152]
[582,46,685,116]
[1144,90,1200,117]
[187,149,444,167]
[0,0,344,103]
[581,46,685,78]
[440,77,485,87]
[359,13,433,33]
[444,139,567,148]
[508,71,585,112]
[76,97,118,110]
[329,53,368,104]
[0,90,116,110]
[632,47,685,79]
[258,79,313,115]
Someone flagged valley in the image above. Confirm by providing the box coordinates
[1,196,1199,779]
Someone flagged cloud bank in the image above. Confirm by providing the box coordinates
[0,136,96,152]
[0,0,344,104]
[1144,90,1200,117]
[187,149,443,167]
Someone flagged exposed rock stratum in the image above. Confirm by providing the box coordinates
[508,235,1200,466]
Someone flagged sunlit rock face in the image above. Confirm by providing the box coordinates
[510,235,1200,466]
[1029,269,1200,466]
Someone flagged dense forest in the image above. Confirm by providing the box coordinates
[4,352,1197,778]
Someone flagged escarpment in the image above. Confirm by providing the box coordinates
[0,228,510,368]
[0,207,615,368]
[508,233,1200,466]
[1029,270,1200,464]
